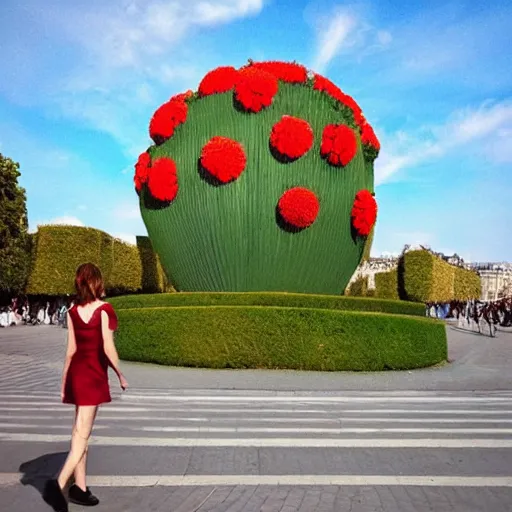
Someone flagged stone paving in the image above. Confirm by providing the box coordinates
[0,325,511,511]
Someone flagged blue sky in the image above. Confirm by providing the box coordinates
[1,0,511,262]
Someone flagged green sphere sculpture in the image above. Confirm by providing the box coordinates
[133,61,380,294]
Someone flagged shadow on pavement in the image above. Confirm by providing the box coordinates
[19,452,67,496]
[448,326,493,338]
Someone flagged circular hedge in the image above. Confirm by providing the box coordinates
[110,293,446,372]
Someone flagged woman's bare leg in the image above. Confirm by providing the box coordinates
[73,406,89,491]
[57,405,97,490]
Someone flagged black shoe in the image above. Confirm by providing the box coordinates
[43,479,68,512]
[69,484,100,506]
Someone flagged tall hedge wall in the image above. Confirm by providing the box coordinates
[26,226,169,295]
[402,250,480,302]
[375,269,399,300]
[454,266,481,300]
[346,276,368,297]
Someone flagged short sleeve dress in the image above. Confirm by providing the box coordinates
[63,302,118,406]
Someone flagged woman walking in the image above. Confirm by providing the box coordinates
[44,263,128,512]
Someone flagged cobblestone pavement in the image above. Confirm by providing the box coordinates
[0,326,511,511]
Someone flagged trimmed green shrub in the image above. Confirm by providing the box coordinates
[109,291,426,317]
[402,249,478,302]
[346,276,368,297]
[375,269,399,300]
[27,226,104,295]
[402,250,434,302]
[26,226,168,295]
[136,236,172,293]
[431,256,455,302]
[108,238,144,294]
[454,267,481,300]
[115,306,447,371]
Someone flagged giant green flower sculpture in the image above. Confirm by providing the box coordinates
[134,61,380,294]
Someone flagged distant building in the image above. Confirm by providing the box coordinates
[348,256,398,290]
[468,263,512,301]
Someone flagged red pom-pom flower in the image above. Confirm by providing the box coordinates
[234,67,279,113]
[147,157,179,202]
[313,74,364,126]
[361,122,380,151]
[200,136,247,183]
[313,74,345,103]
[134,152,151,192]
[320,124,357,166]
[198,66,239,97]
[270,115,314,160]
[247,61,307,84]
[149,99,188,145]
[278,187,320,229]
[170,90,193,103]
[351,190,377,236]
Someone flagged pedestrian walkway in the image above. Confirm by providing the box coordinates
[1,388,512,511]
[1,326,512,510]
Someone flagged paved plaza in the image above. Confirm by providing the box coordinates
[0,325,511,511]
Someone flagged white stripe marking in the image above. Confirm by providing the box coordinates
[136,426,512,434]
[2,405,512,415]
[5,415,512,424]
[1,433,512,448]
[0,423,107,430]
[1,473,512,487]
[118,395,512,403]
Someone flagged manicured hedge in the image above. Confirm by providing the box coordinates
[346,276,368,297]
[115,306,447,371]
[454,266,481,300]
[109,291,426,317]
[402,250,433,302]
[402,249,480,302]
[375,269,399,300]
[26,226,168,295]
[430,256,455,303]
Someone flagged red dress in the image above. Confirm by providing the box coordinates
[63,302,118,406]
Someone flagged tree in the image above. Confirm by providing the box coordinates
[0,153,31,297]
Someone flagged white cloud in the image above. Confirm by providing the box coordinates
[312,11,357,73]
[113,233,138,245]
[308,6,392,73]
[2,1,266,156]
[375,99,512,185]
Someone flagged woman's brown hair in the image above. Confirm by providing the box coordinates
[74,263,104,305]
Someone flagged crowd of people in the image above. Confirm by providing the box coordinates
[0,297,72,328]
[426,298,512,337]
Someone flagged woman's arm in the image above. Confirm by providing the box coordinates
[101,310,128,389]
[61,313,77,399]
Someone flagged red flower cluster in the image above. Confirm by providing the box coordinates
[200,136,247,183]
[270,116,313,160]
[320,124,357,167]
[134,152,151,192]
[313,74,364,128]
[171,90,194,103]
[234,67,279,113]
[147,157,179,202]
[149,98,188,145]
[246,61,307,84]
[198,66,239,97]
[278,187,320,229]
[360,122,380,151]
[351,190,377,236]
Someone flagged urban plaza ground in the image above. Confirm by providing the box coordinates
[0,322,511,511]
